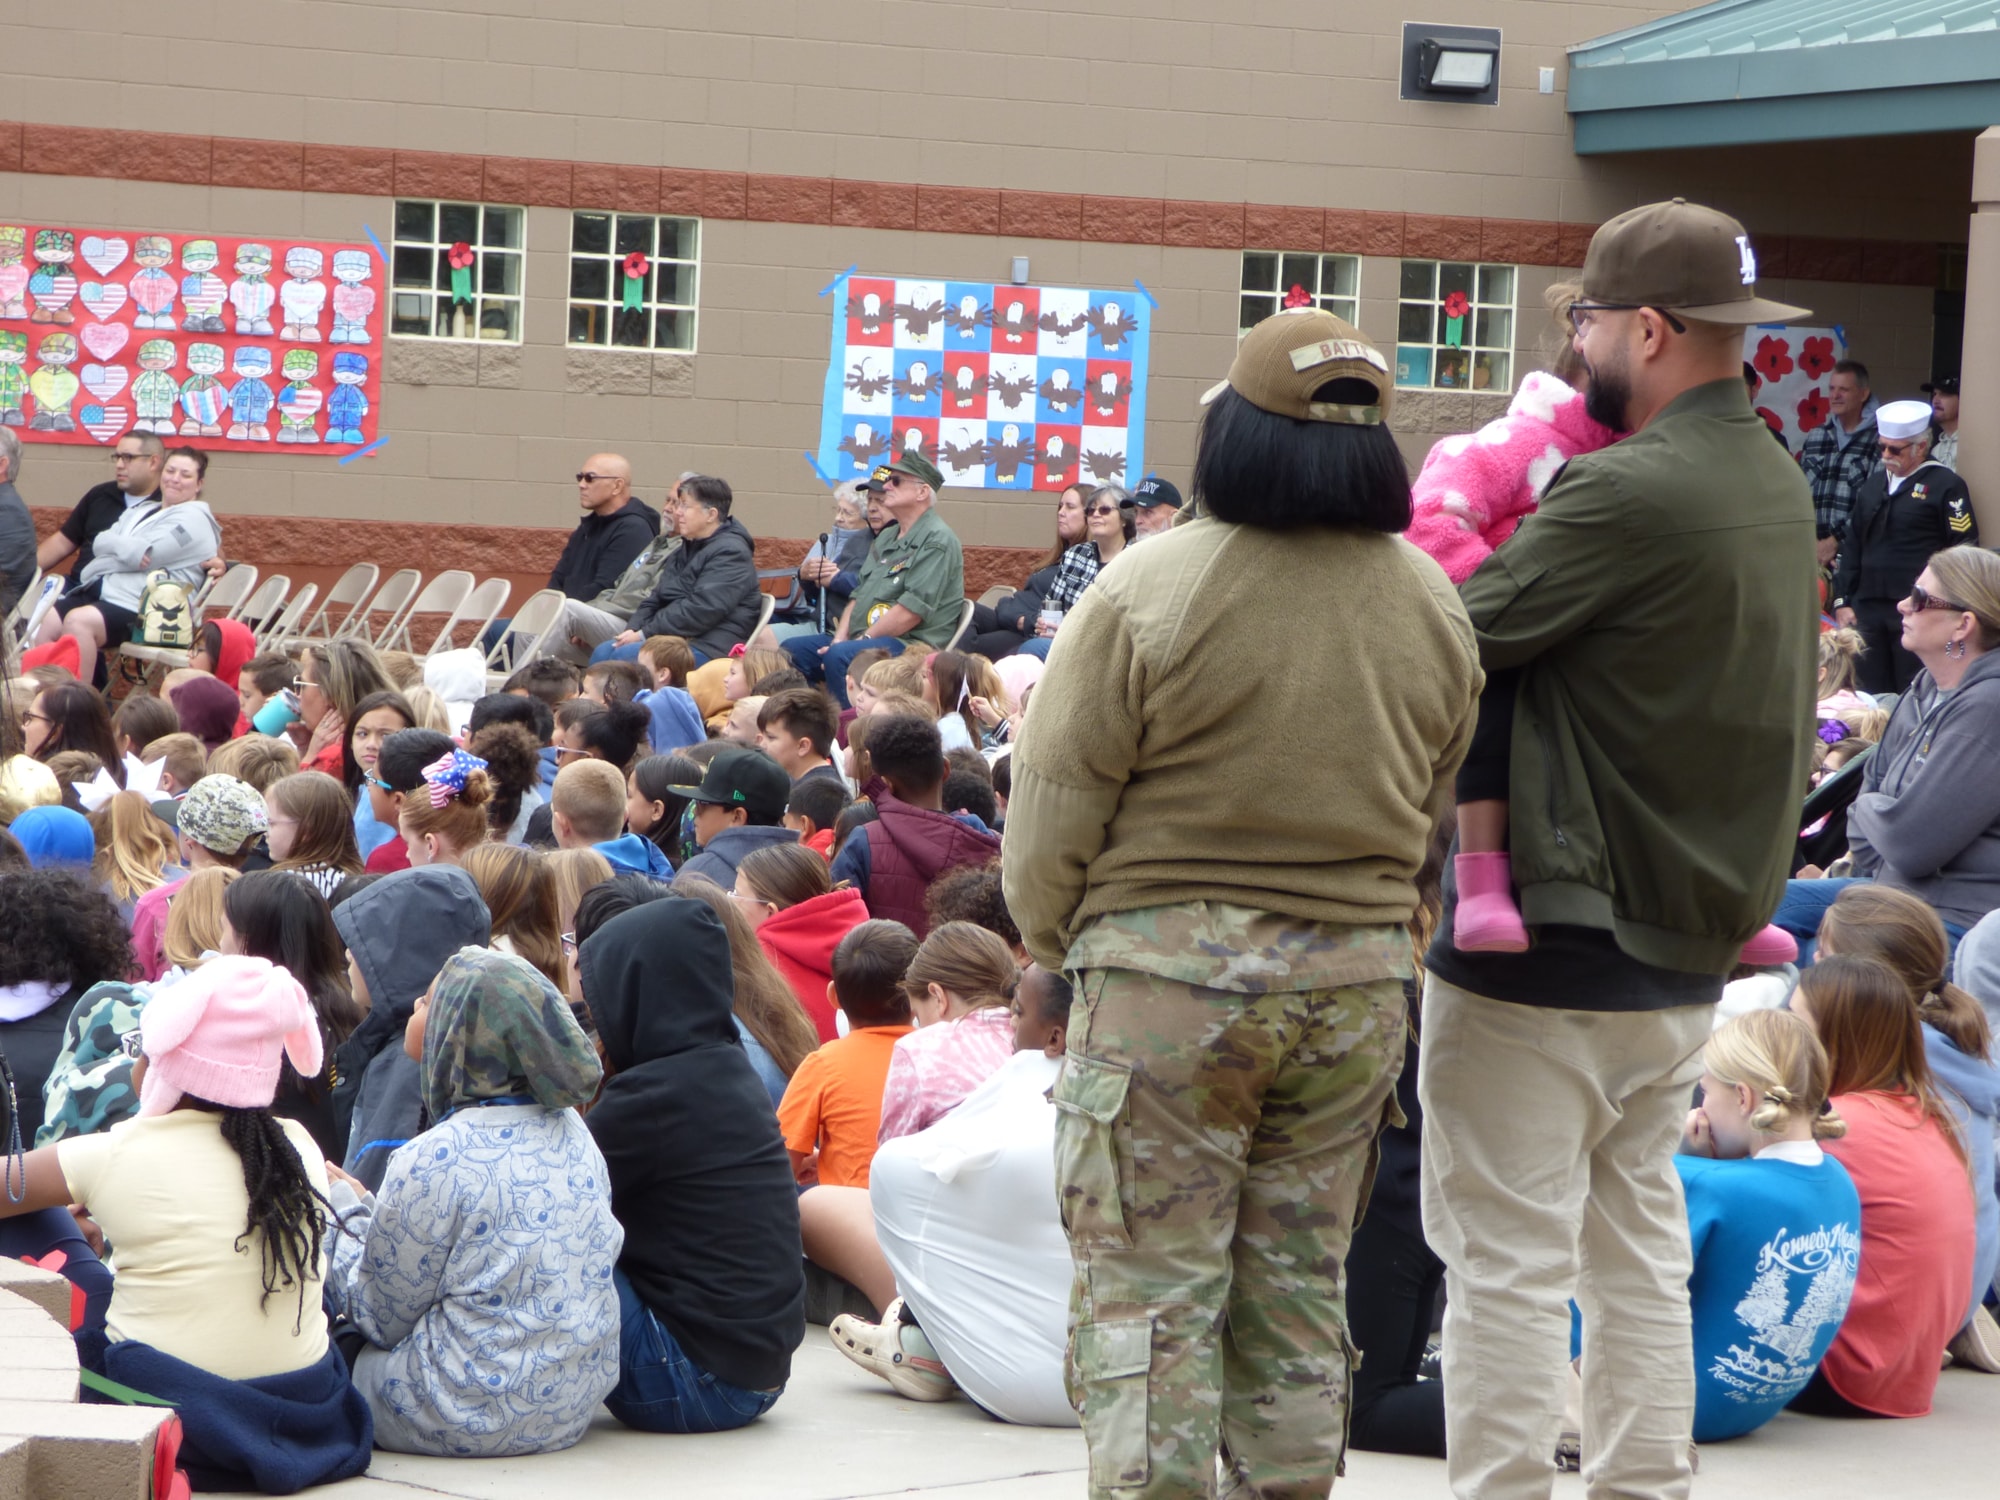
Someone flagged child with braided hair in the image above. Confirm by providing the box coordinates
[1672,1008,1861,1440]
[0,956,373,1491]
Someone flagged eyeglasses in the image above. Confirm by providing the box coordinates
[730,888,774,910]
[1909,585,1972,614]
[1085,505,1124,517]
[21,710,50,726]
[366,774,395,793]
[560,932,577,955]
[118,1030,145,1060]
[553,744,587,761]
[291,678,315,693]
[1568,302,1688,336]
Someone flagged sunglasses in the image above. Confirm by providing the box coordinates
[1909,585,1971,614]
[291,677,314,693]
[1880,441,1919,459]
[1568,302,1688,336]
[1085,505,1124,517]
[576,471,619,484]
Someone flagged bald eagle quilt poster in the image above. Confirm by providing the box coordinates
[818,273,1150,492]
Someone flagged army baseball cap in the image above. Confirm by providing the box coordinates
[667,745,791,822]
[1581,199,1809,325]
[1131,476,1182,510]
[860,452,945,494]
[1200,308,1392,426]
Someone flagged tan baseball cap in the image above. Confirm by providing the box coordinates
[1582,198,1809,325]
[1201,308,1393,426]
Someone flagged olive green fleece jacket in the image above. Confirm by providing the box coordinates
[1461,376,1821,974]
[1002,518,1482,972]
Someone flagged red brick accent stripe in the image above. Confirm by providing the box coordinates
[0,121,1939,285]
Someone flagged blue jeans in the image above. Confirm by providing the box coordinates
[1775,876,1970,965]
[782,634,905,708]
[591,640,710,667]
[604,1269,783,1434]
[1016,636,1053,660]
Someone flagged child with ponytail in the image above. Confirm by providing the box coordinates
[1675,1009,1861,1440]
[397,747,494,867]
[0,956,372,1491]
[1789,954,1975,1418]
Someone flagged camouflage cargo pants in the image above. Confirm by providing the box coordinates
[1054,964,1406,1500]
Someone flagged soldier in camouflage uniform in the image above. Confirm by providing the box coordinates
[1004,308,1481,1499]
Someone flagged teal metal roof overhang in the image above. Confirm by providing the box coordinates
[1568,0,2000,153]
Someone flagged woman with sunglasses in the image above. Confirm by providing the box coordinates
[1828,399,1978,695]
[292,639,395,780]
[1016,485,1136,662]
[1778,545,2000,956]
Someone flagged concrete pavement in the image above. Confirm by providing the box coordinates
[320,1336,2000,1499]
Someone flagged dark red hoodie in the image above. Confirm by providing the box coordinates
[206,617,259,738]
[755,886,870,1042]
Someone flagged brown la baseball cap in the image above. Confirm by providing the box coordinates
[1201,308,1393,426]
[860,452,945,494]
[1582,198,1810,325]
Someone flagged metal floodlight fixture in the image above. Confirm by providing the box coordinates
[1401,23,1503,106]
[1420,38,1496,91]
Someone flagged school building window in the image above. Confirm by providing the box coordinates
[568,213,700,352]
[1239,252,1359,333]
[1396,261,1515,391]
[389,201,524,342]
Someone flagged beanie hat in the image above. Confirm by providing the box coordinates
[169,674,245,753]
[137,955,324,1117]
[177,773,268,855]
[11,805,94,867]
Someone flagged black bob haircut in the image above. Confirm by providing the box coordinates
[469,690,554,745]
[1190,381,1412,533]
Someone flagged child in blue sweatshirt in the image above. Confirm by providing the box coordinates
[1675,1009,1862,1442]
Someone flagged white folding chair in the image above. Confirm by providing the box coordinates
[428,576,510,658]
[747,591,776,648]
[356,568,421,649]
[484,588,567,689]
[257,582,320,651]
[293,563,381,644]
[196,563,261,622]
[234,574,292,637]
[14,573,59,642]
[380,570,473,655]
[6,566,42,633]
[944,597,977,650]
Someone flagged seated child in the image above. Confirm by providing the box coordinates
[0,957,372,1493]
[1674,1009,1861,1442]
[1788,955,1974,1418]
[554,757,672,878]
[785,775,851,862]
[322,946,622,1456]
[783,920,919,1312]
[329,864,492,1189]
[583,898,806,1432]
[830,963,1077,1423]
[878,922,1019,1142]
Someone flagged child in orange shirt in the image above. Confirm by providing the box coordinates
[779,920,918,1190]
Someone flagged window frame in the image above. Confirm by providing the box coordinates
[565,210,701,354]
[1394,259,1517,393]
[1238,250,1360,334]
[388,200,526,345]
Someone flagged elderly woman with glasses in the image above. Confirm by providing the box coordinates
[1014,484,1135,662]
[1779,545,2000,956]
[768,481,885,644]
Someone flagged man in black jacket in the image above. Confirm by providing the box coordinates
[548,454,658,601]
[1831,398,1978,693]
[609,474,764,662]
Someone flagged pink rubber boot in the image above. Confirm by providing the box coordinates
[1454,852,1530,953]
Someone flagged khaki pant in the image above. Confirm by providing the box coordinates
[1418,974,1710,1500]
[1055,966,1405,1500]
[546,599,628,665]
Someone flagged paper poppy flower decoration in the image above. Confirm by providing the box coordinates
[1442,290,1470,348]
[446,241,475,306]
[620,251,649,310]
[1797,388,1830,432]
[622,251,649,280]
[1283,283,1312,309]
[1752,335,1795,384]
[1443,291,1470,319]
[1798,335,1836,381]
[447,242,475,270]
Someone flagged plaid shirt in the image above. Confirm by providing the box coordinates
[1044,543,1104,612]
[1798,413,1880,539]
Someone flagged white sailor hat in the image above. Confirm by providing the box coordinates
[1877,400,1933,441]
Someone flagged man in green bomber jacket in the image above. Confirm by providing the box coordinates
[1419,200,1822,1500]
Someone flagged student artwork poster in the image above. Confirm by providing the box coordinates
[819,273,1149,493]
[0,223,382,454]
[1743,325,1846,454]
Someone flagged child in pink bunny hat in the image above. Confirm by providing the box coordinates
[137,953,324,1116]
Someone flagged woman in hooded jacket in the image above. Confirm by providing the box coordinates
[580,897,806,1431]
[322,946,621,1457]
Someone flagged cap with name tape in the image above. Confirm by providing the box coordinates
[1201,308,1392,426]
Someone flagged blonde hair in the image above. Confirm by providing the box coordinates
[459,844,567,996]
[398,764,494,860]
[1926,544,2000,652]
[142,732,207,793]
[1844,706,1889,744]
[1542,280,1587,388]
[400,684,453,734]
[90,791,178,902]
[162,866,238,971]
[205,733,299,791]
[547,847,615,934]
[552,759,627,843]
[375,649,424,689]
[1818,627,1866,697]
[1705,1009,1847,1140]
[862,655,925,699]
[961,654,1014,718]
[901,920,1018,1014]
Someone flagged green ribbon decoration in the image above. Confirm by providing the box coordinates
[1444,315,1464,349]
[621,273,643,312]
[450,266,472,306]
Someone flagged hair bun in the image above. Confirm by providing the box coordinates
[457,767,495,810]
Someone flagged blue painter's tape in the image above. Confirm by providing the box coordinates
[1133,279,1158,309]
[819,265,858,298]
[804,450,833,484]
[339,435,390,465]
[1832,324,1847,349]
[364,224,389,266]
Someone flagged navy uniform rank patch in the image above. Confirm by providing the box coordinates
[1948,492,1974,533]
